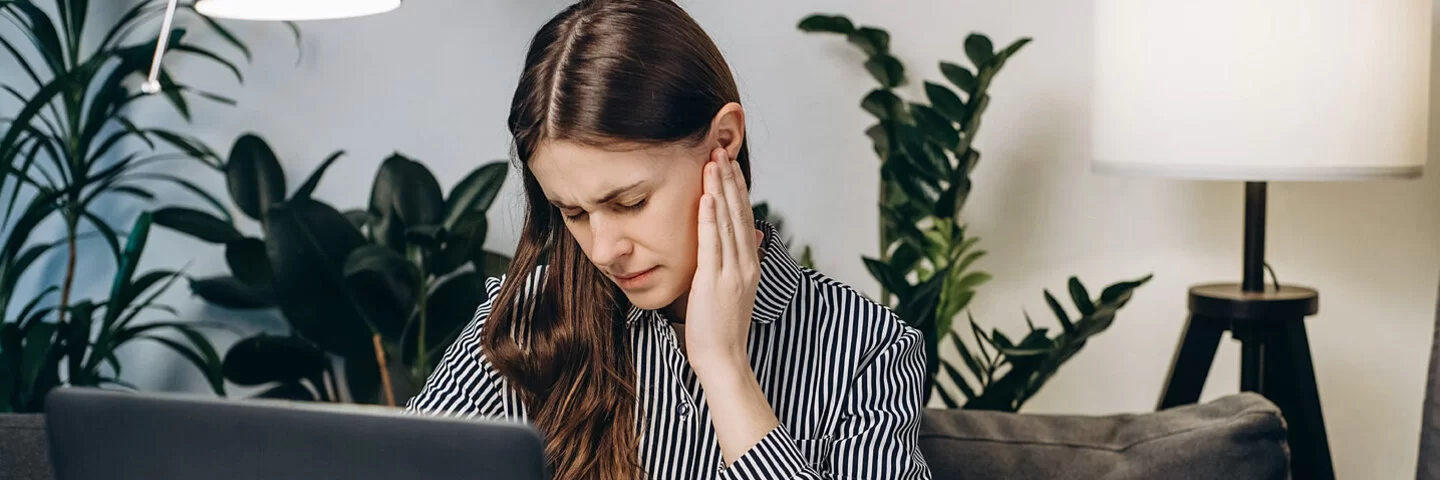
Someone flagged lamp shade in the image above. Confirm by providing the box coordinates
[1091,0,1432,181]
[195,0,400,21]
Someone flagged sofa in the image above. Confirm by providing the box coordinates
[1,392,1288,479]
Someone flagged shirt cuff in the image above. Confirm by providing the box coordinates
[717,424,821,480]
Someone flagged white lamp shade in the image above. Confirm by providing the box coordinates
[195,0,400,21]
[1092,0,1432,181]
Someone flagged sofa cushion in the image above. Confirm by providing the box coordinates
[0,414,51,480]
[918,393,1289,479]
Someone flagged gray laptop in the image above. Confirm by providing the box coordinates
[44,387,549,480]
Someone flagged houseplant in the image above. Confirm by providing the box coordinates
[0,0,279,411]
[156,134,511,405]
[800,14,1152,411]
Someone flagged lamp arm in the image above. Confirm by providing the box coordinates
[141,0,183,94]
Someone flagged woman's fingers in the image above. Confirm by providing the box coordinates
[710,149,738,269]
[696,189,719,274]
[719,155,755,256]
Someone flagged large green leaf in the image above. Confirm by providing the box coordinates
[264,198,372,355]
[225,134,286,221]
[939,62,978,96]
[223,335,327,386]
[442,161,507,230]
[369,154,444,252]
[343,245,421,342]
[434,210,488,276]
[152,206,241,244]
[861,89,904,122]
[964,34,996,67]
[224,237,273,288]
[344,343,381,404]
[189,276,273,309]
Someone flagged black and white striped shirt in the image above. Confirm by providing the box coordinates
[406,221,932,479]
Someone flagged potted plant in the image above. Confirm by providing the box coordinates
[157,134,511,405]
[800,14,1152,411]
[0,0,280,412]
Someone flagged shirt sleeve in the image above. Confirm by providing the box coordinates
[719,320,933,479]
[404,276,524,420]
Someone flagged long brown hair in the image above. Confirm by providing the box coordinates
[482,1,750,479]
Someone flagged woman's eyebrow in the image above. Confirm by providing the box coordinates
[550,180,646,209]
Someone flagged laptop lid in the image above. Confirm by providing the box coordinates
[44,387,549,480]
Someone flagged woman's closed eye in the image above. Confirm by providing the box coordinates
[562,199,645,221]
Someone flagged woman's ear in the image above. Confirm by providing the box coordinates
[708,102,745,161]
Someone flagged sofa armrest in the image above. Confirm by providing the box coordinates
[918,393,1289,479]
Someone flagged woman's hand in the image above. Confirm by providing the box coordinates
[686,147,782,467]
[685,147,763,372]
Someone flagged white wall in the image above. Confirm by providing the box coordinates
[8,0,1438,476]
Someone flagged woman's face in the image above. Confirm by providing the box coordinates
[529,139,710,314]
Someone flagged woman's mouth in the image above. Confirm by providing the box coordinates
[613,267,657,289]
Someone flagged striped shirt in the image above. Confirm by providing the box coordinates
[406,220,932,479]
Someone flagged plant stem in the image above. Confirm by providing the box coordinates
[372,334,395,407]
[57,213,78,326]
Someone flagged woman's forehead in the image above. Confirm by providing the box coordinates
[530,140,699,204]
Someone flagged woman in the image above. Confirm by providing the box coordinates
[407,1,931,478]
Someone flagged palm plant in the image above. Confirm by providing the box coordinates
[0,0,282,411]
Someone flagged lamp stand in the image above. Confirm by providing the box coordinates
[1157,181,1335,479]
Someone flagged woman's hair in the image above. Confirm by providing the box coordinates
[481,1,749,479]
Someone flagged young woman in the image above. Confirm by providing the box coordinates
[407,1,931,478]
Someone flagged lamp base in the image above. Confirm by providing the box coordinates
[1158,283,1333,480]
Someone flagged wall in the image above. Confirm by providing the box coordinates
[5,0,1437,476]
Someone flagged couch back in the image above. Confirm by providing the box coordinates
[0,414,49,480]
[917,393,1290,479]
[4,394,1287,480]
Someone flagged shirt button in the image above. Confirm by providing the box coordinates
[676,403,691,418]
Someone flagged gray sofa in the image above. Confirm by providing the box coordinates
[1,393,1288,479]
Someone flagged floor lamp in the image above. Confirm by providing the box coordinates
[1090,1,1431,478]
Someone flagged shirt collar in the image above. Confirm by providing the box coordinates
[626,219,804,328]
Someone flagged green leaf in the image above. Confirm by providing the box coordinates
[190,276,273,309]
[861,89,904,122]
[950,329,987,387]
[909,104,958,151]
[343,342,381,404]
[265,198,372,355]
[1099,274,1153,305]
[796,14,855,34]
[864,123,889,160]
[845,27,889,56]
[863,256,909,299]
[954,272,991,290]
[864,54,905,88]
[1044,290,1074,333]
[225,134,287,221]
[941,359,977,400]
[403,271,484,369]
[225,237,273,288]
[369,154,444,252]
[434,210,488,275]
[940,62,979,95]
[136,327,224,395]
[997,38,1032,64]
[964,34,996,67]
[442,161,508,230]
[1068,277,1096,316]
[293,150,345,199]
[152,207,242,244]
[343,245,421,342]
[182,5,254,62]
[8,1,65,76]
[924,82,967,124]
[169,44,243,83]
[223,335,327,386]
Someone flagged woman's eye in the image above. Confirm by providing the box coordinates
[564,211,587,221]
[619,199,646,212]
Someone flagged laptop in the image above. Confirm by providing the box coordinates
[44,387,550,480]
